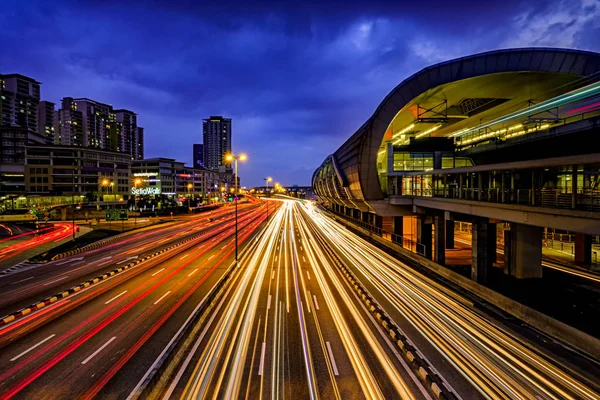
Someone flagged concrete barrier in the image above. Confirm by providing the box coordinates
[333,215,600,361]
[313,230,457,400]
[1,219,241,327]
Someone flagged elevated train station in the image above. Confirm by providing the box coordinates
[313,48,600,282]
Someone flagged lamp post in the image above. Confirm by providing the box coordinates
[134,178,142,225]
[225,153,247,263]
[187,183,193,214]
[263,177,272,222]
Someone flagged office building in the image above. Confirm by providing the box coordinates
[37,101,56,144]
[131,158,235,198]
[193,143,204,168]
[202,116,231,170]
[0,74,45,194]
[24,144,131,197]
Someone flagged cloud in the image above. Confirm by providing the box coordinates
[1,0,599,187]
[502,0,600,48]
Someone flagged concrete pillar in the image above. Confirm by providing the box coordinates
[434,214,446,265]
[511,223,543,279]
[503,229,513,276]
[392,216,403,236]
[471,219,495,284]
[445,220,454,249]
[417,216,432,260]
[574,232,592,266]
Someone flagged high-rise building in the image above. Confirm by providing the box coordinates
[0,73,44,194]
[193,143,204,168]
[37,101,56,144]
[202,116,231,170]
[55,97,84,147]
[115,109,144,160]
[55,99,144,159]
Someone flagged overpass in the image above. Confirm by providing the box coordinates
[313,47,600,282]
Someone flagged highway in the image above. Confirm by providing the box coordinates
[0,198,598,399]
[160,200,429,400]
[0,223,74,265]
[0,201,270,399]
[306,202,600,400]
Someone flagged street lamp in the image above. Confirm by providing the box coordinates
[263,177,272,222]
[187,183,193,214]
[225,152,247,263]
[134,178,142,224]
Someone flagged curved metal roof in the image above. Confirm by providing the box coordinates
[322,47,600,206]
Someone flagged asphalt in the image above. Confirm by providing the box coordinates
[0,202,268,399]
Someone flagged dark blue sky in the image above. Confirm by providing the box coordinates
[2,0,599,186]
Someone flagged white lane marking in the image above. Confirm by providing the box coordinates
[43,275,69,286]
[302,256,306,263]
[11,276,34,285]
[258,342,266,375]
[82,336,116,364]
[180,254,189,260]
[271,270,274,279]
[56,257,83,266]
[267,295,271,310]
[188,269,198,277]
[199,244,205,248]
[208,254,215,260]
[221,244,227,250]
[153,291,171,305]
[117,256,139,264]
[313,295,320,310]
[151,268,165,277]
[300,246,303,251]
[98,260,113,267]
[10,334,56,361]
[326,342,339,376]
[275,256,278,262]
[96,256,112,263]
[105,290,127,305]
[306,270,311,280]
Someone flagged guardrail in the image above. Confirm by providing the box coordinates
[128,217,268,399]
[325,208,427,257]
[311,221,456,400]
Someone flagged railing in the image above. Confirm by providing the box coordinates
[402,186,600,212]
[327,209,427,257]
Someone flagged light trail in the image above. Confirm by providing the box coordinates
[302,201,599,400]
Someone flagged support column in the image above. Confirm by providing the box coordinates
[471,218,494,284]
[434,214,446,265]
[574,232,592,266]
[445,220,454,249]
[511,223,543,279]
[503,229,513,276]
[417,216,432,260]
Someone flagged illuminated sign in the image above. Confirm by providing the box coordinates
[133,173,158,177]
[131,187,161,195]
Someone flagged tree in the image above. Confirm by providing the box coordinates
[84,191,98,202]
